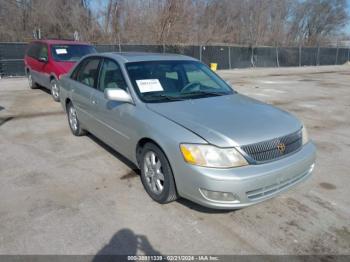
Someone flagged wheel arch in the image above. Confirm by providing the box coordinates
[136,137,179,199]
[65,98,71,111]
[50,74,58,81]
[136,138,164,166]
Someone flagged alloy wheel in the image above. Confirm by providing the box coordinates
[51,80,60,100]
[143,151,165,194]
[68,106,78,132]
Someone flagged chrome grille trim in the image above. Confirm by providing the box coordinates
[240,129,302,163]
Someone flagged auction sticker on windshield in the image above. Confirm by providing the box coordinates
[56,49,68,54]
[136,79,163,93]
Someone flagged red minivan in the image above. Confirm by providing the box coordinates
[24,39,96,101]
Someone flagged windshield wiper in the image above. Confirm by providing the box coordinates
[144,94,186,102]
[180,90,230,97]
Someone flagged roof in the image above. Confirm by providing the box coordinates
[30,39,92,46]
[101,52,198,63]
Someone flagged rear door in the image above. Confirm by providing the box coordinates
[70,57,102,127]
[25,43,41,83]
[27,43,49,87]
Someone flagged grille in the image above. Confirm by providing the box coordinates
[240,130,302,163]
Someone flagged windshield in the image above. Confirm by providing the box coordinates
[51,45,96,62]
[126,60,234,103]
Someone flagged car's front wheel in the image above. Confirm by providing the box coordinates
[140,143,178,204]
[50,78,60,102]
[27,71,37,89]
[66,102,85,136]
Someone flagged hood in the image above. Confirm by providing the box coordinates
[147,94,301,147]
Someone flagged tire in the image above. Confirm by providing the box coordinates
[66,102,85,136]
[27,71,37,89]
[140,143,178,204]
[50,78,60,102]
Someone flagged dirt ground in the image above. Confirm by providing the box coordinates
[0,65,349,255]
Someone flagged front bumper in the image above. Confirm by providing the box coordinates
[174,142,316,209]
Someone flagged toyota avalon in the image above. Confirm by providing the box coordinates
[59,52,316,209]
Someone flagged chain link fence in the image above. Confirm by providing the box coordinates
[1,43,349,77]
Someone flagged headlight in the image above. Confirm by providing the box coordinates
[302,126,309,145]
[180,144,248,168]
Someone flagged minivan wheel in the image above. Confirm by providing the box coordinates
[66,102,85,136]
[140,143,178,204]
[27,72,37,89]
[50,79,60,102]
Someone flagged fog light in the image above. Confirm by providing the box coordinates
[199,188,239,203]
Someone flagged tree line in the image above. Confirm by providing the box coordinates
[0,0,348,46]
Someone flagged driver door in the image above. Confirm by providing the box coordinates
[90,58,134,157]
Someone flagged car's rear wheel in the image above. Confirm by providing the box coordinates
[140,143,178,204]
[27,72,37,89]
[50,78,60,102]
[66,102,85,136]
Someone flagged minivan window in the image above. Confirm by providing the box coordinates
[51,45,96,62]
[75,58,100,88]
[27,43,41,59]
[38,44,48,60]
[98,59,127,92]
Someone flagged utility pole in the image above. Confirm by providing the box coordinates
[276,45,280,68]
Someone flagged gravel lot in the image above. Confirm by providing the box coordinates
[0,65,349,255]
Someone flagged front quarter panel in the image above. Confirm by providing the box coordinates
[125,103,207,193]
[59,76,73,112]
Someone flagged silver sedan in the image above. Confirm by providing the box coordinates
[59,52,316,209]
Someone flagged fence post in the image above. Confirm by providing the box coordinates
[162,44,165,53]
[228,46,231,69]
[335,43,339,65]
[299,44,302,67]
[250,46,255,67]
[316,44,320,66]
[276,45,280,68]
[199,45,202,62]
[348,47,350,62]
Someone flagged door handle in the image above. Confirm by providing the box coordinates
[92,100,97,104]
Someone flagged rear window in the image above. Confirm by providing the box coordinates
[26,43,41,59]
[51,45,96,62]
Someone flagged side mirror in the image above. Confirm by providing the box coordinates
[38,57,48,63]
[104,88,133,103]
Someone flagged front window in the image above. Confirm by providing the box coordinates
[38,44,48,60]
[51,45,96,62]
[126,60,234,103]
[98,59,128,92]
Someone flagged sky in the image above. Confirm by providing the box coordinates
[90,0,350,35]
[346,0,350,34]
